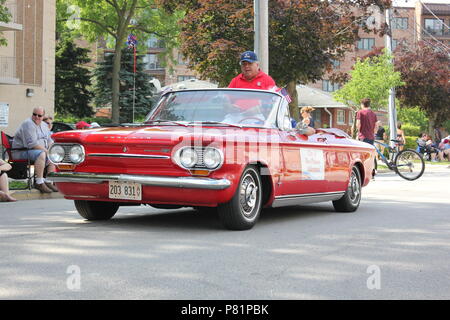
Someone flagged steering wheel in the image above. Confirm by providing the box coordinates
[238,116,264,124]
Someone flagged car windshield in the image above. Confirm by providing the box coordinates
[144,89,282,128]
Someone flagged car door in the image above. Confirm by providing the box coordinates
[277,101,329,196]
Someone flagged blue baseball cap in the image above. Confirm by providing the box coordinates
[240,51,258,63]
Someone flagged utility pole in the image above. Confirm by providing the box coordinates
[385,8,397,148]
[254,0,269,73]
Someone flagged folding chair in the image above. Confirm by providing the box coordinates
[1,131,34,190]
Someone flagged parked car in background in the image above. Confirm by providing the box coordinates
[51,122,75,133]
[47,88,376,230]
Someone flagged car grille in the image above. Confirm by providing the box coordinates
[59,144,80,163]
[193,147,207,169]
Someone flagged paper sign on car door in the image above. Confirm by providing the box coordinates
[300,148,325,180]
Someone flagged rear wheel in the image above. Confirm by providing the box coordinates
[74,200,119,220]
[394,149,425,181]
[218,166,262,230]
[333,167,361,212]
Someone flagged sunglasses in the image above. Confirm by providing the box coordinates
[33,113,44,118]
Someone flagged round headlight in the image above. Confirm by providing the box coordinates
[69,145,85,164]
[179,148,198,168]
[49,145,65,163]
[203,148,222,169]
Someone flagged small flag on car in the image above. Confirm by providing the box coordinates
[280,87,292,103]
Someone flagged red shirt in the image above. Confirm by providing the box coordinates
[228,71,276,90]
[356,108,377,140]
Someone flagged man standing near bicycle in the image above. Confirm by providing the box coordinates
[356,98,378,145]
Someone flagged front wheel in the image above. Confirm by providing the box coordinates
[394,149,425,181]
[333,167,362,212]
[218,166,262,230]
[74,200,119,220]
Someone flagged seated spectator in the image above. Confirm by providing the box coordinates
[43,116,53,131]
[0,159,17,202]
[43,116,54,138]
[416,133,440,162]
[438,137,450,161]
[12,107,58,193]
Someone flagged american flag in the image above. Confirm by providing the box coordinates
[280,87,292,103]
[127,34,137,48]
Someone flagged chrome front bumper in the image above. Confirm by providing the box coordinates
[47,172,231,190]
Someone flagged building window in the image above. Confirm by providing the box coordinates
[357,38,375,50]
[337,110,346,125]
[392,39,398,50]
[359,16,376,27]
[322,80,340,92]
[312,109,321,127]
[349,111,354,125]
[146,35,165,49]
[177,75,196,82]
[143,54,163,70]
[331,59,340,69]
[392,17,408,30]
[178,53,189,65]
[424,18,444,36]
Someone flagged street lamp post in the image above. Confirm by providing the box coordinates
[254,0,269,73]
[385,8,398,147]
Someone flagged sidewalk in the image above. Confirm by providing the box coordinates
[377,162,450,173]
[9,188,64,201]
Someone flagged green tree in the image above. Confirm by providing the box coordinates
[55,38,94,118]
[0,0,12,46]
[397,106,429,133]
[333,50,404,137]
[92,48,154,123]
[157,0,391,120]
[57,0,182,123]
[394,42,450,129]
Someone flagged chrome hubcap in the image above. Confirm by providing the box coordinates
[240,174,259,216]
[349,172,360,204]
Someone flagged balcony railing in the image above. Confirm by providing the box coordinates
[4,2,18,24]
[423,28,450,38]
[0,2,22,31]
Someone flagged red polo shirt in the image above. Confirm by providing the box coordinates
[228,71,276,90]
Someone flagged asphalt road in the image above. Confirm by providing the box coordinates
[0,165,449,300]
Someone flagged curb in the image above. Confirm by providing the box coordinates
[9,189,65,201]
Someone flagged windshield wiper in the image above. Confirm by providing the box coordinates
[145,119,188,127]
[188,121,242,128]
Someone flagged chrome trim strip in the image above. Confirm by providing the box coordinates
[87,153,170,159]
[64,195,98,199]
[47,172,231,190]
[272,191,345,207]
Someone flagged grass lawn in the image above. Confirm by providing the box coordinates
[9,180,29,190]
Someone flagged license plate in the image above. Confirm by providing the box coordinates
[109,181,142,200]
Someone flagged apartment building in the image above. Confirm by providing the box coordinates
[142,36,197,86]
[0,0,55,135]
[307,2,449,130]
[416,2,450,48]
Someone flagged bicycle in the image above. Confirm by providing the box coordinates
[373,139,425,181]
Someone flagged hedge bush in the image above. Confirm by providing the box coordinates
[404,136,418,150]
[401,124,421,138]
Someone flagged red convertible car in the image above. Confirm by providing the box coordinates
[48,89,375,230]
